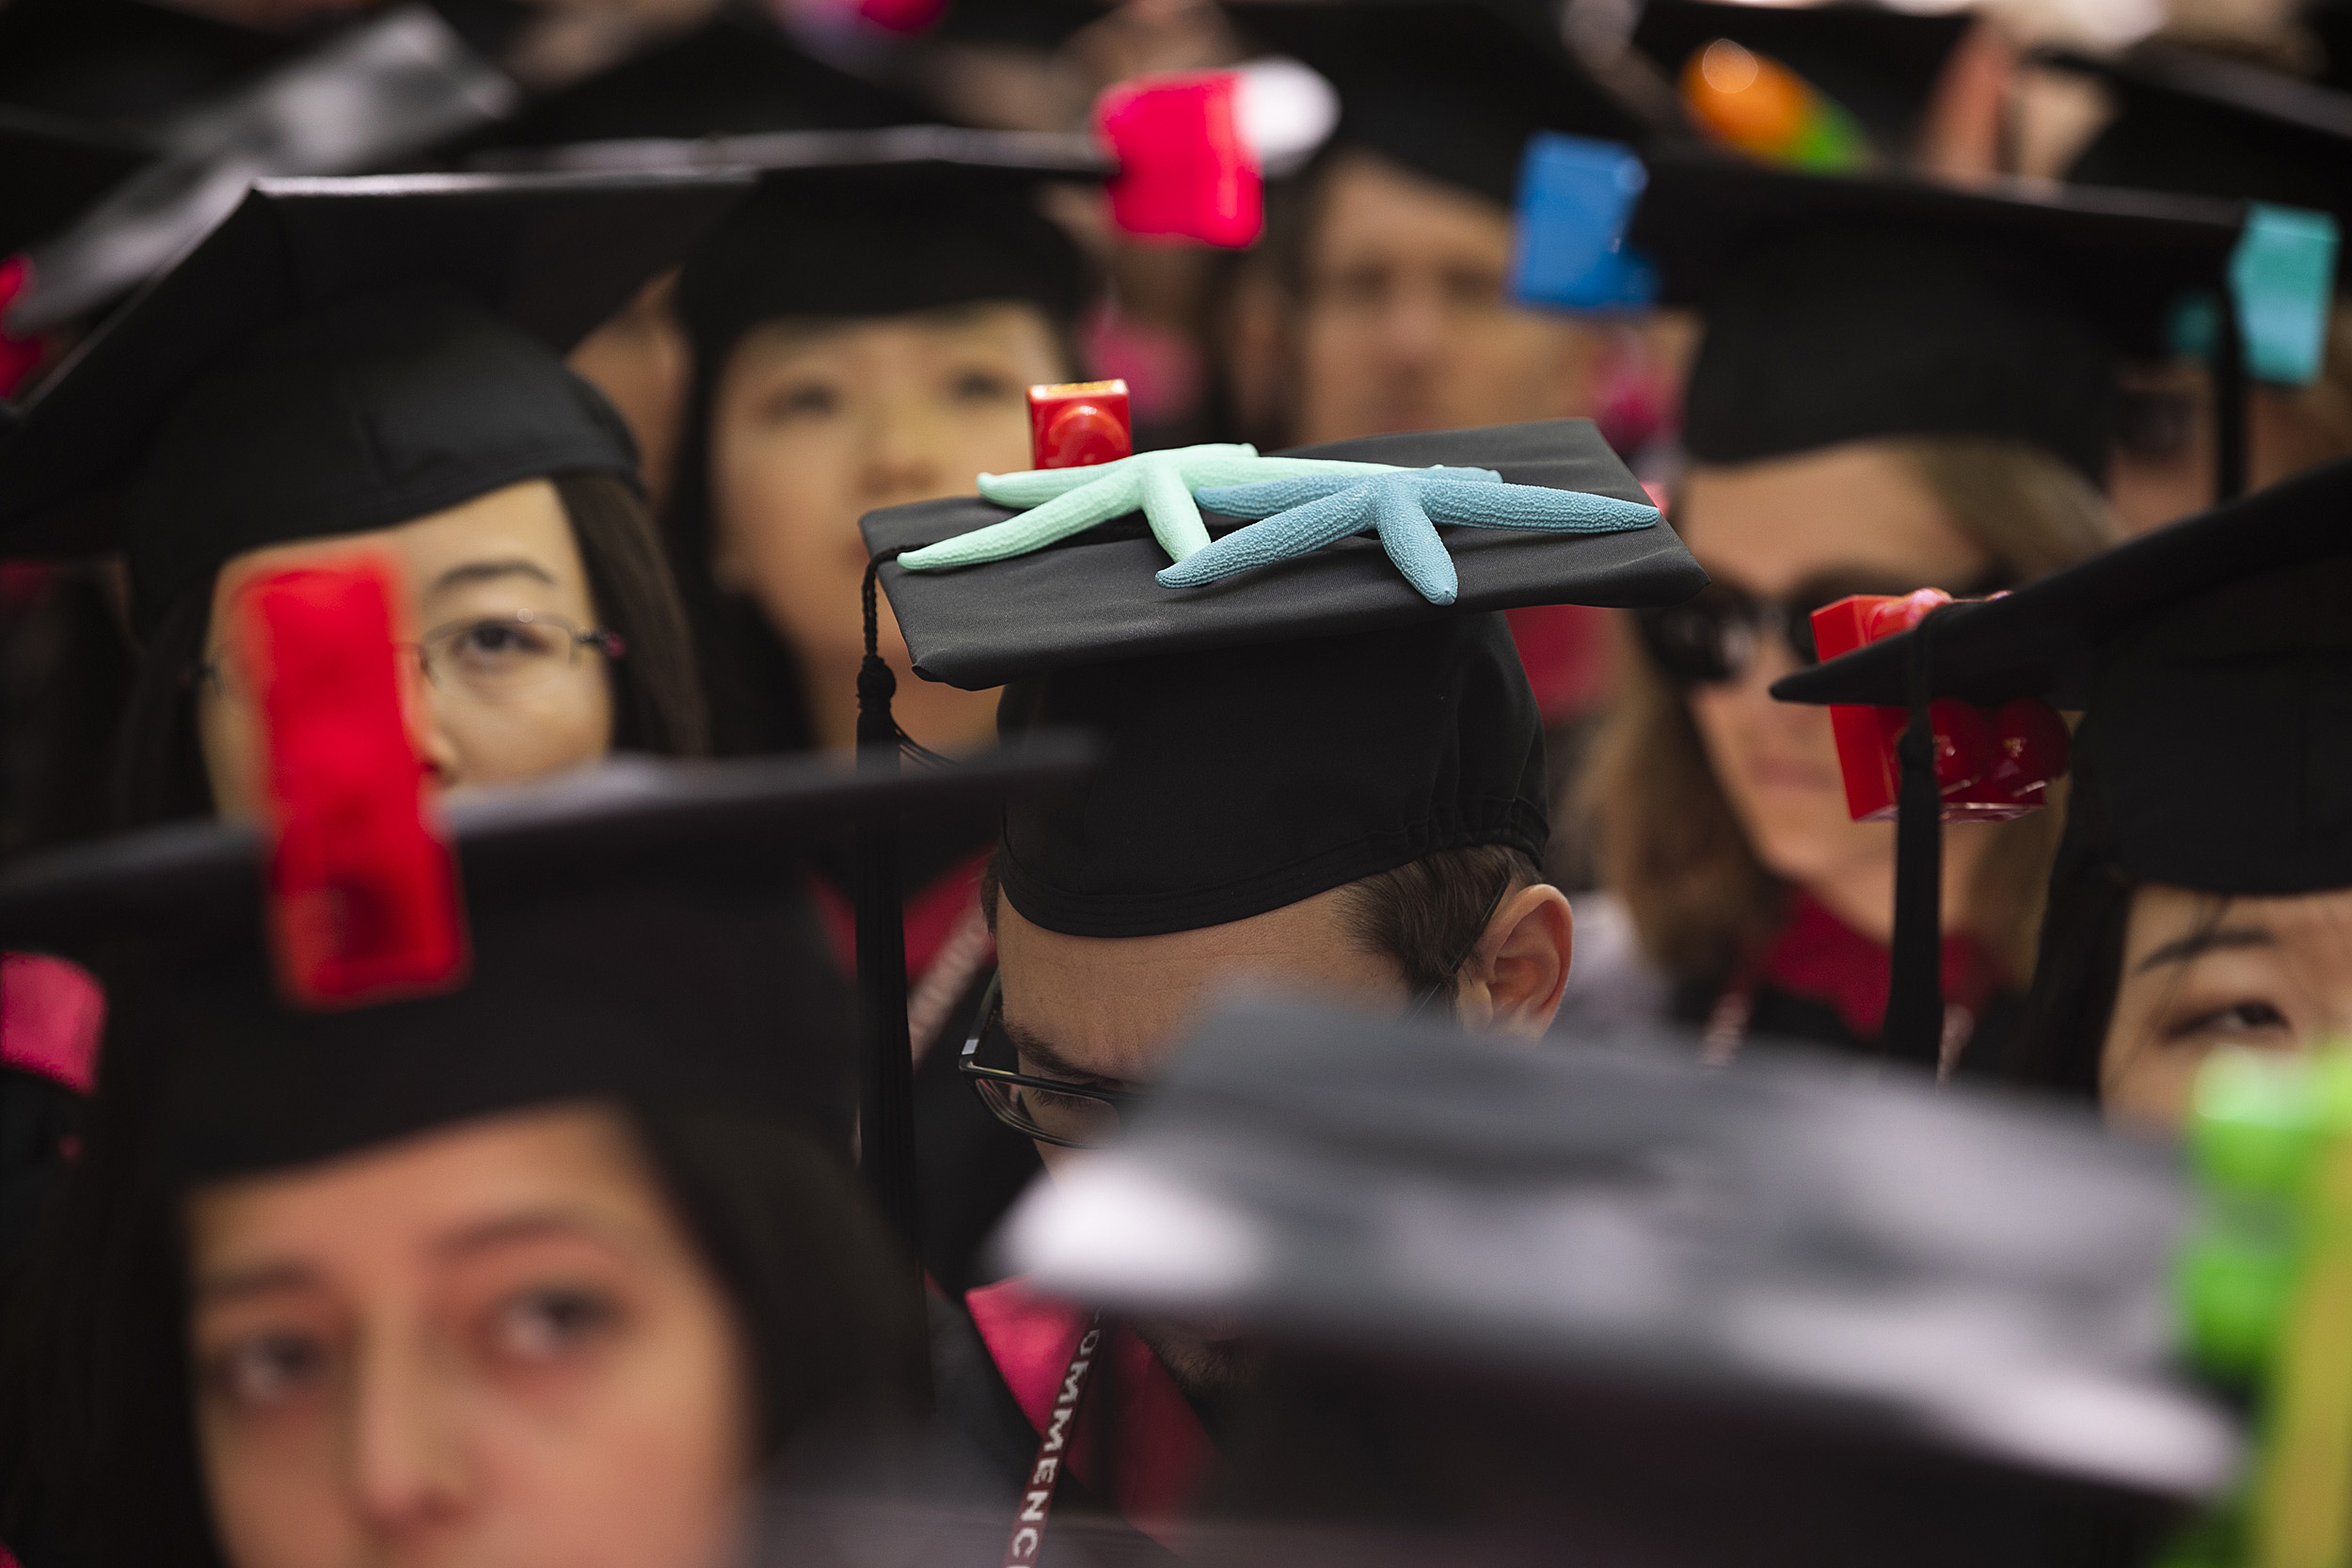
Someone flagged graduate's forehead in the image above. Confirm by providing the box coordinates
[992,887,1409,1081]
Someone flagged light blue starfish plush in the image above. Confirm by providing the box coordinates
[1161,467,1662,606]
[896,444,1398,572]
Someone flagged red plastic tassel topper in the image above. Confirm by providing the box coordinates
[1094,72,1263,248]
[234,560,469,1007]
[1812,590,2070,824]
[1029,380,1133,469]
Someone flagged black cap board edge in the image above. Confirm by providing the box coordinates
[865,419,1703,692]
[2036,40,2352,149]
[0,736,1097,956]
[469,121,1114,178]
[0,167,755,557]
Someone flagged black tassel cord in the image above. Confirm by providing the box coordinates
[853,553,940,1276]
[1883,605,1947,1068]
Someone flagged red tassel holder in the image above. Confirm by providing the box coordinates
[1812,589,2070,824]
[236,560,469,1006]
[1093,71,1263,248]
[1028,379,1133,469]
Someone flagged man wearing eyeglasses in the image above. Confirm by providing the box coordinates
[933,610,1578,1550]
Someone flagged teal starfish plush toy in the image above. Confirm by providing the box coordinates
[1161,467,1662,606]
[895,444,1396,571]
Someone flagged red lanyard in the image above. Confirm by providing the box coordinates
[1000,1312,1106,1567]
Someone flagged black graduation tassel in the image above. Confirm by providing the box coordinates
[1883,606,1946,1068]
[854,555,922,1260]
[2214,284,2249,503]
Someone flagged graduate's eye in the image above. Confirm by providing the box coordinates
[948,367,1020,404]
[1313,261,1388,310]
[763,379,841,420]
[2159,999,2292,1044]
[209,1331,330,1410]
[488,1283,623,1364]
[1444,264,1504,309]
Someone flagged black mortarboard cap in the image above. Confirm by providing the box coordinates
[2050,42,2352,286]
[0,744,1089,1180]
[1227,0,1659,206]
[5,5,520,333]
[1004,1002,2238,1563]
[864,420,1703,937]
[928,0,1107,48]
[1774,453,2352,899]
[673,142,1098,360]
[1632,0,1974,159]
[481,126,1102,365]
[0,0,299,131]
[1631,149,2248,487]
[0,106,151,260]
[455,11,930,156]
[0,170,751,637]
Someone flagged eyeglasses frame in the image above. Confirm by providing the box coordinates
[960,970,1149,1149]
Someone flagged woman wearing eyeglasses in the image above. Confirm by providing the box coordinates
[0,180,730,1291]
[1562,162,2197,1067]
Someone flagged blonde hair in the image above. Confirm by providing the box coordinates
[1580,436,2116,987]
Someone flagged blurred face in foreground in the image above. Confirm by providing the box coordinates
[2103,886,2352,1130]
[186,1102,752,1568]
[1293,150,1610,445]
[990,879,1572,1393]
[1673,443,2002,942]
[707,303,1067,753]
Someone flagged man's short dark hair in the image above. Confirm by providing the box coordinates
[980,843,1541,1000]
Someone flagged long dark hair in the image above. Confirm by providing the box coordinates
[2005,831,2136,1099]
[661,363,821,757]
[0,1049,924,1568]
[107,471,708,829]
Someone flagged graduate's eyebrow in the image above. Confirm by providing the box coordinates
[2134,926,2276,974]
[434,1206,642,1263]
[195,1259,320,1306]
[430,558,558,594]
[999,1014,1131,1091]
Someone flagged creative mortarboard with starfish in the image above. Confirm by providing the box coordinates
[870,419,1687,689]
[1773,453,2352,1068]
[850,418,1697,961]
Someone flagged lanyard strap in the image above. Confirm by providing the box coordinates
[1001,1312,1106,1567]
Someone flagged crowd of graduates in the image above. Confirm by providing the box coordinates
[2,0,2351,1561]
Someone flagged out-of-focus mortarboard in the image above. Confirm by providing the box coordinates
[0,0,300,130]
[863,419,1701,938]
[1003,1001,2239,1564]
[1632,0,1974,162]
[2049,41,2352,290]
[453,11,930,157]
[5,4,520,334]
[1627,150,2251,492]
[0,744,1089,1181]
[0,170,750,636]
[925,0,1107,49]
[0,107,152,261]
[1225,0,1659,206]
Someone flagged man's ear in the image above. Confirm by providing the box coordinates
[1455,883,1573,1038]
